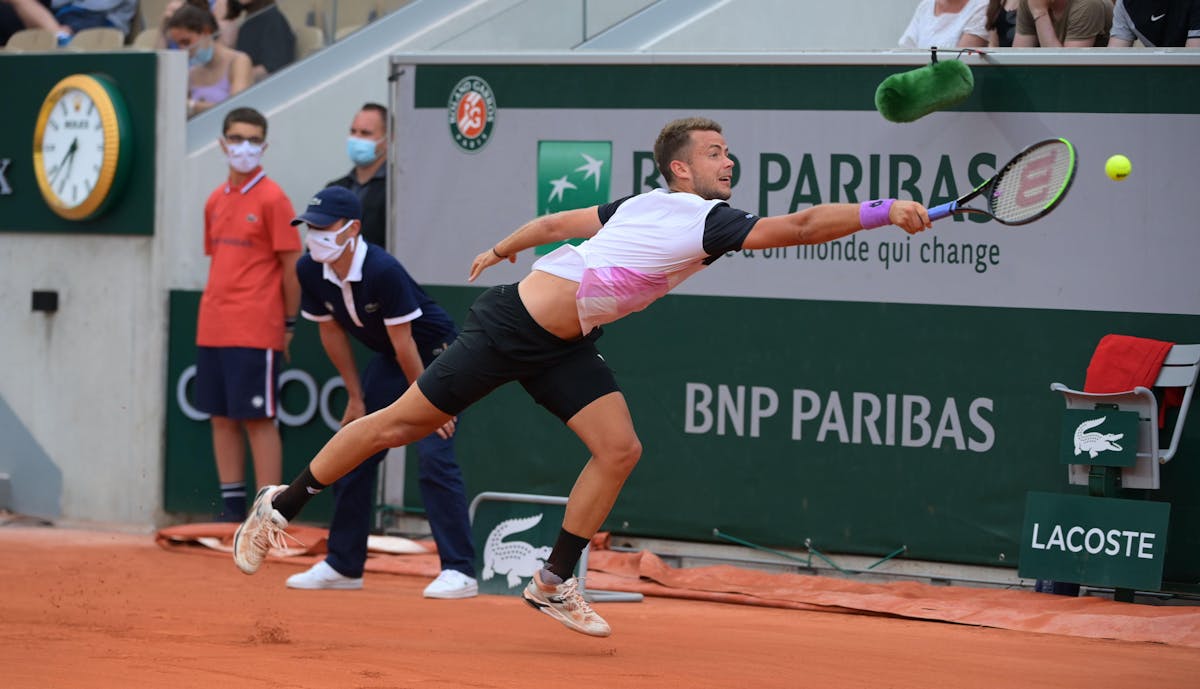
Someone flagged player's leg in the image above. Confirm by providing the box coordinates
[286,451,383,590]
[561,392,641,539]
[288,354,396,591]
[518,345,633,637]
[234,383,450,574]
[235,291,516,575]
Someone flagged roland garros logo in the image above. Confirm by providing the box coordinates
[448,75,496,152]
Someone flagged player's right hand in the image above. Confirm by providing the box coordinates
[889,200,932,234]
[468,247,515,282]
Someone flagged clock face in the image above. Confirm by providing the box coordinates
[39,87,107,210]
[32,74,129,221]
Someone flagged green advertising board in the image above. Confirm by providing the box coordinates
[1059,409,1139,467]
[1019,492,1169,591]
[0,53,156,234]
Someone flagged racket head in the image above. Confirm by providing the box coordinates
[987,138,1077,225]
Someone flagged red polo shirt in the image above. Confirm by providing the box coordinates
[197,169,300,351]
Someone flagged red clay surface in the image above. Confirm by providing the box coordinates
[3,526,1199,689]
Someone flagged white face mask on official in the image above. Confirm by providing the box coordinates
[306,221,356,264]
[225,140,264,173]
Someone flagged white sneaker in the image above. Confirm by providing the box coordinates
[423,569,478,599]
[232,485,289,575]
[286,560,363,590]
[522,571,611,637]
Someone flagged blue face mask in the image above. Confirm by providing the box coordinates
[189,41,214,68]
[347,136,381,166]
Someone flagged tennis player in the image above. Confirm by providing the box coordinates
[232,117,932,637]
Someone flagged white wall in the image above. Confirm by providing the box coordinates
[0,51,189,525]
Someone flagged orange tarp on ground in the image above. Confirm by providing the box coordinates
[156,523,1200,648]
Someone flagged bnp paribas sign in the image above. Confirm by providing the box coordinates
[1018,492,1170,591]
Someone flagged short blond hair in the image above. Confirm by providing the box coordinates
[654,117,722,184]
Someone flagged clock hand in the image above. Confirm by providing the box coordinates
[61,146,78,192]
[48,137,79,186]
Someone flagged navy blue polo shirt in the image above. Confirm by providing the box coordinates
[297,241,456,363]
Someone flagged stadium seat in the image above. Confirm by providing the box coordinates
[4,28,58,51]
[333,23,363,41]
[278,0,325,39]
[330,0,378,36]
[138,0,174,36]
[293,24,325,59]
[67,27,126,51]
[131,27,161,50]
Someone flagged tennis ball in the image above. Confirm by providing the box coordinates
[1105,154,1131,181]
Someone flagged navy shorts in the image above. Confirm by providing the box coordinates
[417,283,620,423]
[194,346,281,420]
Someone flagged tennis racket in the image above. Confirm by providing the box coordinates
[928,138,1077,225]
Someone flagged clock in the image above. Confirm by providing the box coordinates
[32,73,133,221]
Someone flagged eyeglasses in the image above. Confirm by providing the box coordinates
[225,135,265,145]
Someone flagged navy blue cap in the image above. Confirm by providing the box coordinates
[291,186,363,227]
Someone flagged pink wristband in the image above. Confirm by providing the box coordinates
[859,199,895,229]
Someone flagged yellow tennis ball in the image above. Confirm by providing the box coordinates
[1105,154,1131,181]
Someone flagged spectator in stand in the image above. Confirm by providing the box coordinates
[1,0,70,45]
[987,0,1021,45]
[49,0,135,37]
[224,0,294,82]
[1013,0,1112,46]
[900,0,990,48]
[1108,0,1200,46]
[157,0,238,49]
[166,3,252,117]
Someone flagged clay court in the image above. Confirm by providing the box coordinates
[3,525,1199,689]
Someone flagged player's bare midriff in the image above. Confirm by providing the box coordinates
[518,270,584,341]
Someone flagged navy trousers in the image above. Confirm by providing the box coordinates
[324,353,475,579]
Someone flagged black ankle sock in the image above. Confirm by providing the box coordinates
[545,528,591,581]
[270,467,326,521]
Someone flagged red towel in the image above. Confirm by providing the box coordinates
[1084,334,1180,427]
[1084,334,1174,393]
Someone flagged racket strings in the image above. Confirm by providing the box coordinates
[990,142,1074,224]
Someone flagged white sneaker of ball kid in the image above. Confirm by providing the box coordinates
[286,560,363,590]
[423,569,479,599]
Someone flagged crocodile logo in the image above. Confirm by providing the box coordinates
[1073,416,1124,459]
[481,513,552,588]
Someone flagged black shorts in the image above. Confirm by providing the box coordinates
[417,283,619,423]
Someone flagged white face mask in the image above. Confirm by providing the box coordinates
[225,140,264,173]
[306,221,356,264]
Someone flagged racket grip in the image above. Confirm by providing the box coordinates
[928,201,958,221]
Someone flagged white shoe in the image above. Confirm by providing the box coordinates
[286,560,363,590]
[522,571,611,637]
[423,569,478,599]
[232,485,289,575]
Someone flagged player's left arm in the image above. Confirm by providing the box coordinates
[468,206,604,282]
[741,201,930,250]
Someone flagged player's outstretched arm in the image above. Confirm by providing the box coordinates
[468,206,604,281]
[742,200,930,250]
